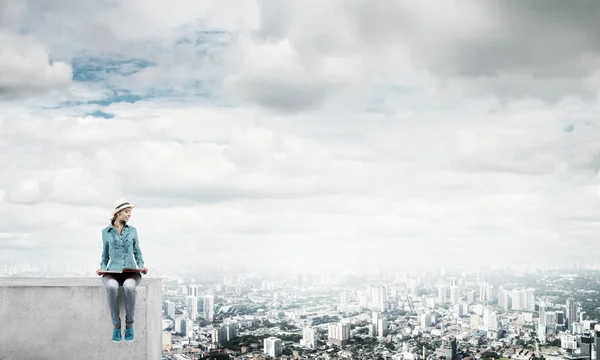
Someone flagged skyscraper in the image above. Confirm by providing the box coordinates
[340,291,349,305]
[327,323,350,346]
[467,290,475,304]
[594,331,600,360]
[264,337,283,357]
[566,298,577,331]
[498,288,511,310]
[186,296,198,320]
[302,327,317,349]
[166,300,175,318]
[511,289,523,310]
[450,286,459,305]
[440,336,458,360]
[479,283,489,302]
[204,295,214,322]
[369,286,387,312]
[438,285,447,305]
[524,289,535,311]
[188,284,198,298]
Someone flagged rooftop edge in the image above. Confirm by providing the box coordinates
[0,277,162,287]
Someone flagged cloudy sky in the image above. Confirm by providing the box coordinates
[1,0,600,272]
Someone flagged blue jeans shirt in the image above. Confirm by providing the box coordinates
[100,224,145,271]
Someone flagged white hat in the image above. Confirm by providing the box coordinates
[110,198,136,219]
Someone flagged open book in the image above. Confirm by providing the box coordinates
[98,268,143,274]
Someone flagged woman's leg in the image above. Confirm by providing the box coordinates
[123,273,142,327]
[102,275,121,328]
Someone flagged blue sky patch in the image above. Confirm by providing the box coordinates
[72,56,155,83]
[88,91,144,106]
[563,124,575,133]
[88,110,115,119]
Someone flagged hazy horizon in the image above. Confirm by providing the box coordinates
[1,1,600,270]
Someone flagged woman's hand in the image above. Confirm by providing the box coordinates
[96,268,103,276]
[140,267,149,274]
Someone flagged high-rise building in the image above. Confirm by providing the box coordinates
[454,303,467,318]
[581,332,593,357]
[212,327,226,344]
[204,295,214,322]
[525,289,535,311]
[573,322,584,334]
[368,286,387,312]
[545,312,556,325]
[302,327,317,349]
[187,296,198,320]
[440,336,458,360]
[420,313,432,328]
[488,311,499,331]
[561,332,577,350]
[450,286,459,305]
[377,318,388,337]
[439,285,447,305]
[327,323,351,346]
[340,291,349,305]
[212,325,238,344]
[188,284,198,298]
[480,283,490,302]
[174,317,182,333]
[498,287,511,310]
[467,290,475,304]
[539,304,546,326]
[566,298,577,331]
[594,331,600,360]
[372,311,382,327]
[166,300,176,318]
[556,311,565,331]
[470,314,480,330]
[511,289,523,310]
[409,278,419,297]
[226,325,237,341]
[264,337,283,357]
[182,318,194,338]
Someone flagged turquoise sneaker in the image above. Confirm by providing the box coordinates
[124,327,134,341]
[112,328,122,342]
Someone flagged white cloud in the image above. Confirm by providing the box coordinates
[0,32,72,97]
[0,0,599,272]
[1,97,600,270]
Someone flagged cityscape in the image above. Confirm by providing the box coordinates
[4,261,600,360]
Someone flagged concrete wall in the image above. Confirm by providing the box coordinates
[0,277,162,360]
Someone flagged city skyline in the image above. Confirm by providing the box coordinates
[2,1,600,269]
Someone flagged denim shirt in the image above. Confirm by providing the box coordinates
[100,223,145,271]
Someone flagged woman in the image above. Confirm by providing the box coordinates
[96,199,149,342]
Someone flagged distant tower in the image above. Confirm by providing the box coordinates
[188,284,198,297]
[203,295,214,322]
[440,337,458,360]
[566,298,577,331]
[186,296,198,320]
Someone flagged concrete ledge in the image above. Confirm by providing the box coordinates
[0,277,162,360]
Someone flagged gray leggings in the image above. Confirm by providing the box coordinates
[102,273,142,327]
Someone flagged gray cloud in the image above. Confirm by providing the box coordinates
[237,0,600,110]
